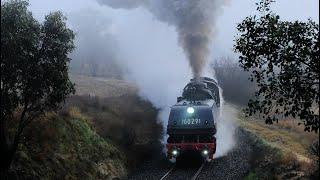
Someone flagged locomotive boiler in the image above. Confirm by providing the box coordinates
[166,77,220,162]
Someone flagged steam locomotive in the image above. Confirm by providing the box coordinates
[166,77,220,162]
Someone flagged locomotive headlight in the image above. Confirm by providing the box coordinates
[187,107,194,114]
[202,149,209,156]
[172,149,179,156]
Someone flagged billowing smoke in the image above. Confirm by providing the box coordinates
[97,0,227,78]
[95,0,235,157]
[65,0,235,157]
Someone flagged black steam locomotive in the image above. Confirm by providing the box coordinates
[166,77,220,162]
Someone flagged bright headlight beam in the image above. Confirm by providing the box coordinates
[187,107,194,114]
[172,150,178,156]
[202,150,208,155]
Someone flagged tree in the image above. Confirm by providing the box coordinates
[234,0,319,132]
[0,0,75,171]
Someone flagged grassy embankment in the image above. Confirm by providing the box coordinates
[11,108,126,179]
[233,104,319,179]
[68,75,163,168]
[10,75,163,179]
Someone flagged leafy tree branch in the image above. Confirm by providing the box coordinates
[1,0,75,171]
[234,0,319,132]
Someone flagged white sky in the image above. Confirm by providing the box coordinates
[28,0,319,58]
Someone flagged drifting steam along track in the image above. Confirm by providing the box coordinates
[166,77,220,162]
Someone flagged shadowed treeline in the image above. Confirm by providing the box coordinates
[212,57,256,106]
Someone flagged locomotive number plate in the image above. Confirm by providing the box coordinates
[181,118,201,125]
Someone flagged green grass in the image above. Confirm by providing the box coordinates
[244,171,258,180]
[65,95,163,169]
[11,109,127,179]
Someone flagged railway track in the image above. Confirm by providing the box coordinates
[190,162,205,180]
[129,125,251,179]
[159,162,206,180]
[159,165,175,180]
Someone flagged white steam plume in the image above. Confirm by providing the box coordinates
[94,0,235,157]
[215,88,236,157]
[97,0,228,78]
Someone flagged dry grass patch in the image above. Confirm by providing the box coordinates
[70,74,138,98]
[238,113,317,161]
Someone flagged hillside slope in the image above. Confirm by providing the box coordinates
[69,75,163,168]
[9,107,127,179]
[232,104,319,179]
[8,75,162,179]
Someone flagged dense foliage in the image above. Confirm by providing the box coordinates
[234,0,319,132]
[1,0,75,170]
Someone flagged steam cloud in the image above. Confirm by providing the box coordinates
[97,0,227,78]
[96,0,235,157]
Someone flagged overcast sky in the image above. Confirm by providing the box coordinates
[27,0,319,128]
[29,0,319,58]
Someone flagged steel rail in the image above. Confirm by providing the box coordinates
[159,166,175,180]
[190,162,206,180]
